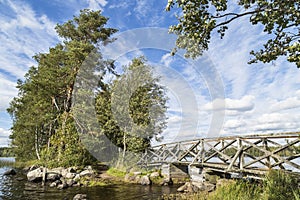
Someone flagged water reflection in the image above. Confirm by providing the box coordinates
[0,158,178,200]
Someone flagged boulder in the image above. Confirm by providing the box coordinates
[27,168,43,182]
[79,169,94,177]
[124,173,136,182]
[65,172,76,179]
[150,171,160,178]
[160,178,173,186]
[57,183,68,189]
[66,179,76,187]
[46,173,61,181]
[177,182,192,192]
[74,174,81,181]
[29,165,38,171]
[202,182,215,192]
[177,181,216,193]
[4,169,16,175]
[49,182,57,188]
[140,175,151,185]
[133,171,142,176]
[73,194,87,200]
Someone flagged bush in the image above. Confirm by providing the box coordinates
[262,170,300,200]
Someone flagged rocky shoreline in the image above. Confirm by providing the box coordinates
[3,165,232,200]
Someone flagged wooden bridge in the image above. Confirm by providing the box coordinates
[138,132,300,177]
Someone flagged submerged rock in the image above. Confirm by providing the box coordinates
[4,169,16,175]
[73,193,87,200]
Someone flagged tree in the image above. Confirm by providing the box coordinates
[7,9,117,166]
[95,57,168,165]
[166,0,300,67]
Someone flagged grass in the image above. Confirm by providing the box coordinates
[106,167,126,178]
[162,170,300,200]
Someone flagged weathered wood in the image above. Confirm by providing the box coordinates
[138,132,300,176]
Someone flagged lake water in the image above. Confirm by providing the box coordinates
[0,158,178,200]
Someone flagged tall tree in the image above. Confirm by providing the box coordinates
[7,9,117,166]
[166,0,300,67]
[96,57,168,165]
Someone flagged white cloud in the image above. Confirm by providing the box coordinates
[0,0,58,78]
[224,119,246,129]
[87,0,108,10]
[0,128,11,147]
[203,95,255,112]
[271,96,300,111]
[0,75,17,111]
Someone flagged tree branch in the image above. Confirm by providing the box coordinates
[214,9,262,28]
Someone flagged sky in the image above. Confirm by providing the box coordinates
[0,0,300,147]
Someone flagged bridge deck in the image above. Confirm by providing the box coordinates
[138,132,300,176]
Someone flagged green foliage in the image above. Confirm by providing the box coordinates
[0,147,15,157]
[95,57,168,154]
[210,180,262,200]
[262,170,300,200]
[7,9,117,166]
[106,167,126,178]
[166,0,300,67]
[164,170,300,200]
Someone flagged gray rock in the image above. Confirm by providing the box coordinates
[68,167,77,173]
[61,168,68,178]
[160,178,173,186]
[46,173,61,181]
[66,179,76,187]
[124,173,136,182]
[140,175,151,185]
[49,182,57,188]
[74,174,81,181]
[65,172,76,179]
[57,183,68,189]
[133,171,142,176]
[29,165,38,171]
[202,182,215,192]
[79,169,94,177]
[150,171,160,178]
[73,194,87,200]
[4,169,16,175]
[178,181,216,193]
[177,182,191,192]
[27,168,43,182]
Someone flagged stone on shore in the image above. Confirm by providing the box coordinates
[57,182,68,189]
[177,181,216,193]
[27,168,43,182]
[79,169,94,177]
[140,175,151,185]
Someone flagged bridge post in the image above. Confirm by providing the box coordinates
[237,138,244,170]
[161,164,170,180]
[263,138,271,169]
[188,165,205,182]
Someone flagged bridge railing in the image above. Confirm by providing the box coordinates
[138,132,300,175]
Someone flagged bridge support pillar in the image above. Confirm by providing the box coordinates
[188,166,205,182]
[161,164,189,180]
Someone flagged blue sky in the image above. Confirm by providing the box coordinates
[0,0,300,146]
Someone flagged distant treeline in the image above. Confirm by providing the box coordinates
[0,147,15,157]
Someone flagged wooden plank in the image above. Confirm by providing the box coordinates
[203,140,236,162]
[227,146,244,171]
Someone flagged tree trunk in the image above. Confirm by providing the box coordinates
[122,132,127,166]
[35,127,41,160]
